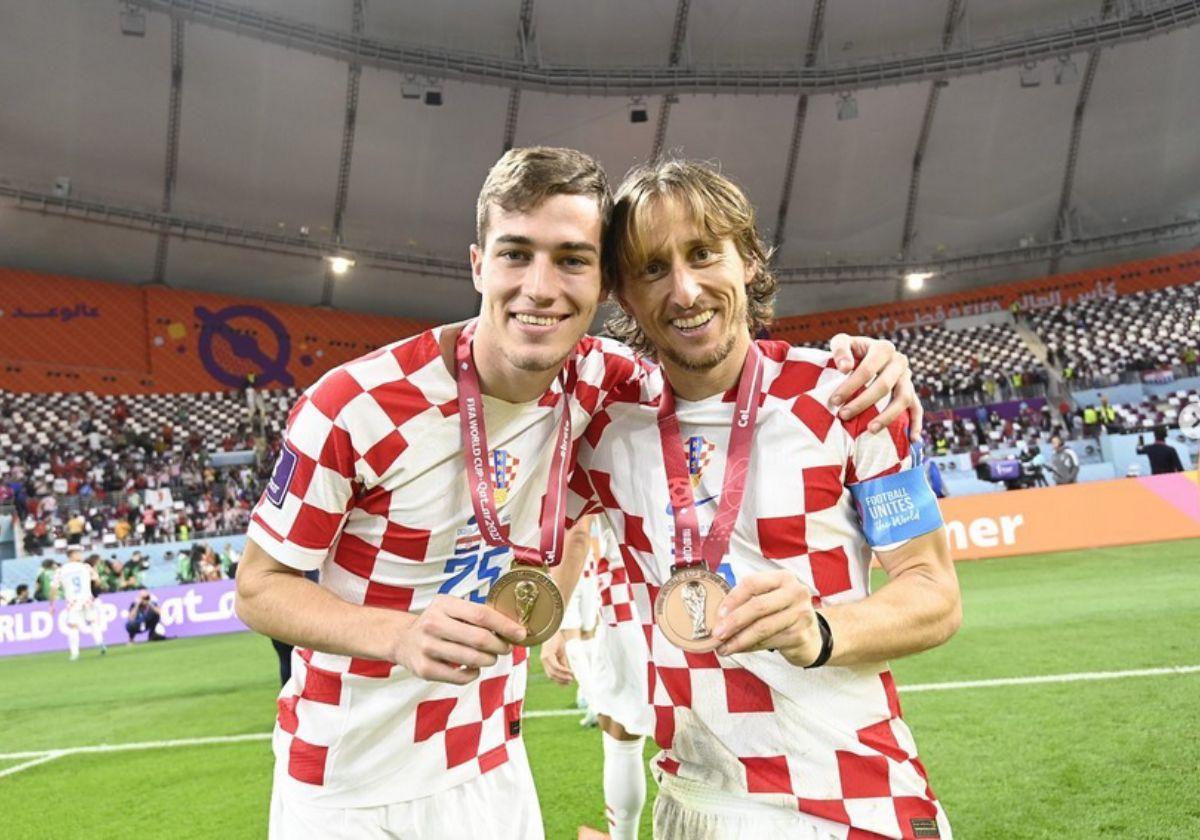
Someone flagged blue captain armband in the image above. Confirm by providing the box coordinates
[848,442,944,548]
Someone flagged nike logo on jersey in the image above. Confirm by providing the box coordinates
[666,494,719,515]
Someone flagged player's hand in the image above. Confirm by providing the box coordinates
[711,570,823,667]
[539,631,574,685]
[393,594,527,686]
[828,334,924,442]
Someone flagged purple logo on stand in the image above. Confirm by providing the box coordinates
[267,443,299,507]
[194,304,294,389]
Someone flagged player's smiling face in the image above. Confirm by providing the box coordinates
[469,194,603,401]
[616,196,754,387]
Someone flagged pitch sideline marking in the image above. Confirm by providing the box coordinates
[1,664,1197,770]
[0,752,65,779]
[526,664,1200,717]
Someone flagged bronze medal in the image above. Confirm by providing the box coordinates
[654,344,763,651]
[653,566,731,652]
[487,566,564,647]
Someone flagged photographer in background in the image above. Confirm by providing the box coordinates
[119,552,147,590]
[125,590,165,644]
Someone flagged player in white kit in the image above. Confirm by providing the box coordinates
[567,160,960,839]
[50,549,107,660]
[558,517,601,723]
[236,147,919,839]
[544,515,654,840]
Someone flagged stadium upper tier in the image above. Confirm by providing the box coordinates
[1029,281,1200,386]
[889,322,1046,406]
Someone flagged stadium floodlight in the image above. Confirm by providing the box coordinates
[401,75,422,100]
[1055,56,1079,85]
[424,88,443,106]
[120,4,146,37]
[905,271,933,291]
[629,98,648,123]
[836,92,858,121]
[325,255,356,275]
[1019,62,1041,88]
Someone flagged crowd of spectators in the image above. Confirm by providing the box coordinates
[1,393,283,558]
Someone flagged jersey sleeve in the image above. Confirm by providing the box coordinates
[247,388,359,571]
[843,394,949,551]
[843,398,912,486]
[566,456,602,528]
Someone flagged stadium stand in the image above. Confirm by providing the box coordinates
[2,262,1198,600]
[0,387,293,567]
[1030,280,1200,387]
[890,322,1047,408]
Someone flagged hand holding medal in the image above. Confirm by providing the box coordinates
[455,322,569,647]
[653,344,763,652]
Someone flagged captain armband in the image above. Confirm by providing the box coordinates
[848,442,944,548]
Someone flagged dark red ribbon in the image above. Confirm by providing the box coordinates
[657,343,763,572]
[455,321,573,567]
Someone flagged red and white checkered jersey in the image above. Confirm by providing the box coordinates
[247,326,644,807]
[569,340,949,839]
[593,520,637,628]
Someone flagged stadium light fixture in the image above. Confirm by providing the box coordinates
[629,98,648,124]
[1019,62,1041,88]
[424,88,443,106]
[836,92,858,121]
[120,4,146,37]
[401,75,422,100]
[905,271,933,291]
[325,255,356,275]
[1055,56,1079,85]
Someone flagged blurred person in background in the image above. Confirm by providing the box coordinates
[1047,435,1079,485]
[221,542,240,579]
[120,553,148,590]
[175,548,194,584]
[125,590,165,643]
[35,558,58,601]
[1137,428,1184,475]
[50,548,107,661]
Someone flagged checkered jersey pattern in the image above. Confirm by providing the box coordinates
[594,521,637,628]
[569,341,950,839]
[249,328,645,807]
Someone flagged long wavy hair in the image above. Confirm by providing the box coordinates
[603,159,777,357]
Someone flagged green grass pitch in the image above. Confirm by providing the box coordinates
[1,538,1197,838]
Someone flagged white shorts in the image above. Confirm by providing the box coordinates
[561,572,599,634]
[66,600,98,629]
[653,772,844,840]
[586,619,653,737]
[269,740,543,840]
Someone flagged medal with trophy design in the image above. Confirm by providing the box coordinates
[485,565,564,646]
[653,344,763,652]
[455,321,571,646]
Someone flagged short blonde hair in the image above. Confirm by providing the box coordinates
[604,159,777,356]
[476,146,612,245]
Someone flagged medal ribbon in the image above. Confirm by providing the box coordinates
[657,343,763,572]
[455,321,573,567]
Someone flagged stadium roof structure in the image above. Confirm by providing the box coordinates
[2,0,1199,321]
